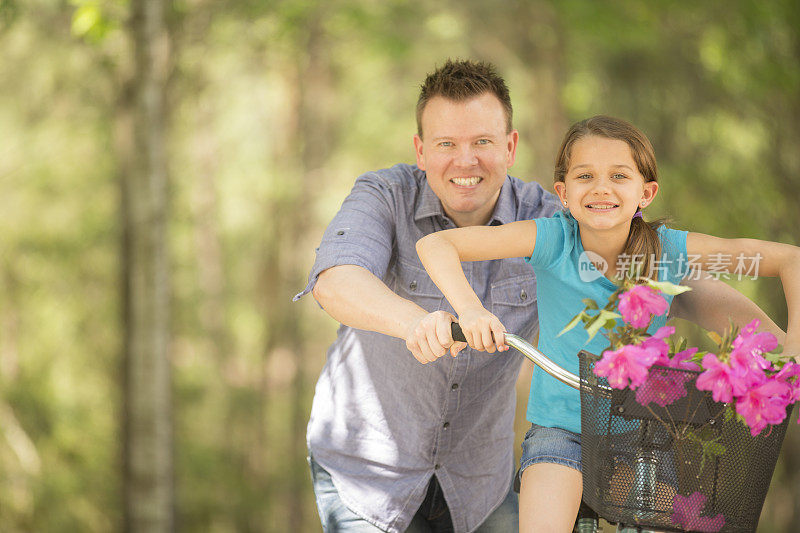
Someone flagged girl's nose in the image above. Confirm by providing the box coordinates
[590,177,612,194]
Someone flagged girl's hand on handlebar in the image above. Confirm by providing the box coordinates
[457,306,508,353]
[405,311,468,364]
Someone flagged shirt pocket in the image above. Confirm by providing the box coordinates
[490,274,537,337]
[393,260,445,312]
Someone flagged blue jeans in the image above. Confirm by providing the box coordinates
[309,455,518,532]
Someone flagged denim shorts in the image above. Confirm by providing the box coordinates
[515,423,582,491]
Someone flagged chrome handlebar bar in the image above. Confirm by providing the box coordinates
[451,323,581,390]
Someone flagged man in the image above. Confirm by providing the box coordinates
[294,59,783,533]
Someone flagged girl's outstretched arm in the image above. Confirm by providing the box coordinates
[687,233,800,358]
[416,220,538,352]
[670,277,785,343]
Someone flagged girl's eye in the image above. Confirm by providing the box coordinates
[576,173,592,180]
[612,173,628,180]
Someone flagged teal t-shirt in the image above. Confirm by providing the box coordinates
[524,211,688,434]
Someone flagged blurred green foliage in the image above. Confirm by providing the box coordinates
[1,0,798,531]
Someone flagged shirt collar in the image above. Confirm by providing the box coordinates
[414,177,443,222]
[414,174,516,226]
[488,178,516,226]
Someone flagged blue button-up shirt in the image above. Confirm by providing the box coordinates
[295,164,559,532]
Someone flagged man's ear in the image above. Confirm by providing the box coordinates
[413,134,425,171]
[506,130,519,168]
[641,181,659,207]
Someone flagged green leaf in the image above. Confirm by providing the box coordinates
[585,310,621,342]
[558,311,585,337]
[581,298,599,310]
[585,316,603,342]
[690,350,707,365]
[707,331,723,345]
[599,309,621,321]
[764,344,784,362]
[707,441,726,456]
[765,350,786,364]
[677,337,687,353]
[645,279,692,296]
[724,404,735,422]
[685,429,727,474]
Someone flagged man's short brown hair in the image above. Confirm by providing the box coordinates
[416,59,513,138]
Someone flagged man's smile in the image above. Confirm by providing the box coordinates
[450,176,483,187]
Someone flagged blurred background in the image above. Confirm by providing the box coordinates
[1,0,798,531]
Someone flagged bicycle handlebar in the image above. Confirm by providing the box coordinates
[450,322,581,390]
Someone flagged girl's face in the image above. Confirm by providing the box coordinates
[554,135,658,233]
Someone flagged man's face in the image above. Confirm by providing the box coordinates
[414,93,518,227]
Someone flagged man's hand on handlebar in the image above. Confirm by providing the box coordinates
[456,305,509,354]
[405,311,467,364]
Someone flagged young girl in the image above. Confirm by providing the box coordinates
[415,115,800,532]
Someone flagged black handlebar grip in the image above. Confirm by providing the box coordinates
[451,322,467,343]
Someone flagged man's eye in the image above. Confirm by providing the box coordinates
[476,139,490,145]
[439,141,453,147]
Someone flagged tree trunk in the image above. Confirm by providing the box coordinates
[120,0,174,531]
[258,12,338,530]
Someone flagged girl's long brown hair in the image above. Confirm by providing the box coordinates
[554,115,665,281]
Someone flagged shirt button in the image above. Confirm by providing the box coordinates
[410,280,417,291]
[336,230,345,236]
[443,421,450,429]
[520,289,527,301]
[434,464,441,470]
[451,383,459,391]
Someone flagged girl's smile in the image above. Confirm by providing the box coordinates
[584,201,619,212]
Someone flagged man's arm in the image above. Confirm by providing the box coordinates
[312,265,466,363]
[313,265,427,339]
[669,276,786,342]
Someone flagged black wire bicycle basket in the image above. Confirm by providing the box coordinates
[449,323,791,532]
[579,350,791,533]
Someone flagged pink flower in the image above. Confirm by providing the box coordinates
[735,378,791,436]
[724,320,778,392]
[595,344,660,389]
[696,353,743,403]
[728,351,770,390]
[618,285,669,329]
[636,348,699,407]
[640,326,674,365]
[732,320,778,361]
[729,341,772,378]
[671,492,725,532]
[775,362,800,405]
[635,369,691,407]
[671,347,702,371]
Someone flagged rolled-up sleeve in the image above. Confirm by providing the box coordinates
[294,172,397,301]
